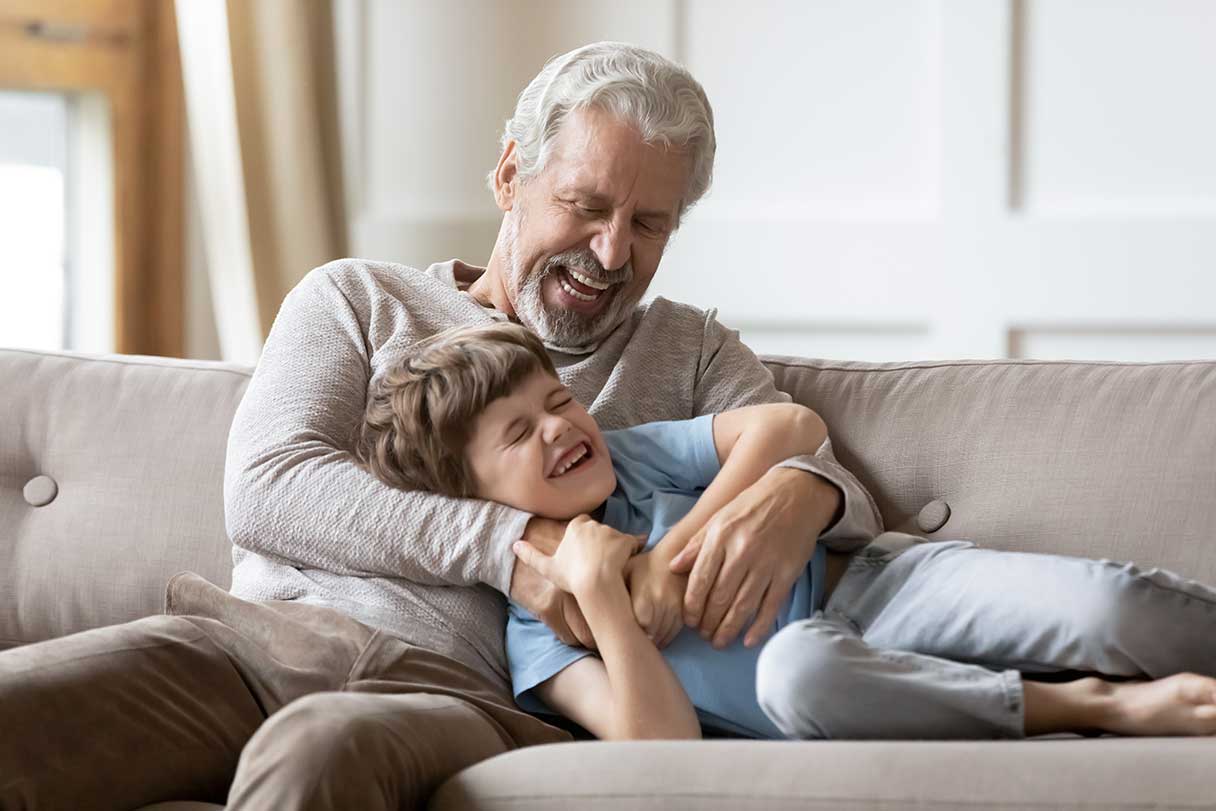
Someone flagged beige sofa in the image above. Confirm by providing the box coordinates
[2,345,1214,810]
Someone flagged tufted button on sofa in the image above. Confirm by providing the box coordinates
[916,497,952,533]
[22,474,58,507]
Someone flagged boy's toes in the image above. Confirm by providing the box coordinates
[1173,673,1213,701]
[1194,704,1216,735]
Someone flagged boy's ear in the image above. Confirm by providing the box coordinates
[493,140,520,212]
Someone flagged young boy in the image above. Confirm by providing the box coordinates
[355,322,1216,742]
[353,321,832,740]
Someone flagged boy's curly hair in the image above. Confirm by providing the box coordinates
[352,321,558,498]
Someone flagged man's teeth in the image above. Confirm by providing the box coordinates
[559,274,600,302]
[568,269,611,290]
[552,444,589,477]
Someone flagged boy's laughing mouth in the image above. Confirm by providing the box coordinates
[548,440,594,478]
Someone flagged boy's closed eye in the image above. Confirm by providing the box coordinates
[502,393,575,448]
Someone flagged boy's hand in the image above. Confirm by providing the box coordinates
[512,562,597,650]
[625,550,687,648]
[514,515,643,600]
[511,517,597,649]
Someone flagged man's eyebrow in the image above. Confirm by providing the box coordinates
[561,192,676,223]
[559,188,672,223]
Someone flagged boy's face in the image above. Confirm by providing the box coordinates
[466,369,616,519]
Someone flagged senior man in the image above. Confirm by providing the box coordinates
[0,42,878,810]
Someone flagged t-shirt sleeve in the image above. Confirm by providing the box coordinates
[601,413,721,498]
[506,602,595,709]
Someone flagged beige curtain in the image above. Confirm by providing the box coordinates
[178,0,346,361]
[227,0,347,336]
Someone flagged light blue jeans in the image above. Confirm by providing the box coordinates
[756,532,1216,739]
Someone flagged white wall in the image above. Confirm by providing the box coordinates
[334,0,1216,362]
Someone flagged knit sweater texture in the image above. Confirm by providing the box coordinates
[224,258,883,689]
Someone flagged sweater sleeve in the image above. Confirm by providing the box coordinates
[690,309,884,552]
[223,262,526,593]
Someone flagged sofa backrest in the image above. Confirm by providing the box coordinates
[1,349,251,650]
[2,348,1214,648]
[767,356,1216,586]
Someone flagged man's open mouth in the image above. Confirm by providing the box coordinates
[548,440,593,478]
[556,266,613,303]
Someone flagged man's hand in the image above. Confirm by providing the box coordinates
[510,517,597,650]
[668,467,841,649]
[624,549,687,648]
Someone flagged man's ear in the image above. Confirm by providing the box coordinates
[493,140,520,212]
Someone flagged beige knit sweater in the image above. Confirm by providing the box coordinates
[224,258,883,689]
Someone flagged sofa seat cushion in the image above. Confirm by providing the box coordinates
[432,737,1216,810]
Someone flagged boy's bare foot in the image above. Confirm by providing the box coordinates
[1098,672,1216,736]
[1023,673,1216,737]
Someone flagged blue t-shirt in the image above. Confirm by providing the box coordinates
[505,414,829,739]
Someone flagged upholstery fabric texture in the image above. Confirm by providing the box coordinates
[0,349,249,649]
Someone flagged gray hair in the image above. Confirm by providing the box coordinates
[488,41,716,224]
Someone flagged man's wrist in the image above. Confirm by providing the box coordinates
[522,516,566,555]
[771,465,843,533]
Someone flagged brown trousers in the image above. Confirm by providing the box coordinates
[0,572,570,811]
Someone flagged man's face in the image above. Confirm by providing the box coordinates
[497,106,689,351]
[465,370,617,519]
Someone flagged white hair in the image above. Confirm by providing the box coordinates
[488,41,716,224]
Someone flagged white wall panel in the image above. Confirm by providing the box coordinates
[1009,327,1216,362]
[732,322,933,362]
[685,0,941,220]
[1019,0,1216,216]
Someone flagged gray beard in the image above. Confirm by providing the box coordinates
[504,217,637,355]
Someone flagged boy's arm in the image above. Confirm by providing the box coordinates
[655,403,828,561]
[515,519,701,741]
[668,311,884,649]
[627,405,829,646]
[692,310,883,548]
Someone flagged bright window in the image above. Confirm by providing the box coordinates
[0,91,67,351]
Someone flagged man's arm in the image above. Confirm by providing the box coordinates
[224,261,525,592]
[692,310,883,548]
[667,310,883,647]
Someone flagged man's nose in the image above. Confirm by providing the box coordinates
[589,220,632,272]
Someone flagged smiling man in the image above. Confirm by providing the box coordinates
[0,42,881,810]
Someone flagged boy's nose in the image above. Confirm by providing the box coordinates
[541,414,573,443]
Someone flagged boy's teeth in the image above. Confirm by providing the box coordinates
[569,269,610,290]
[553,443,588,477]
